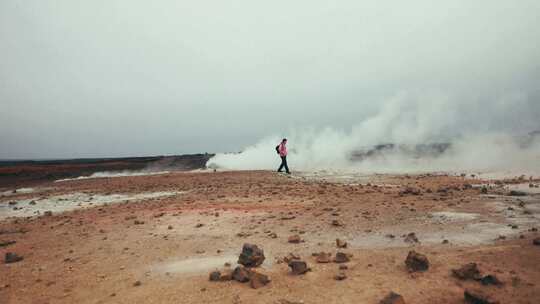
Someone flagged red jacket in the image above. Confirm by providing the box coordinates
[278,142,288,157]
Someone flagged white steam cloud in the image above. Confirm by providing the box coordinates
[208,91,540,174]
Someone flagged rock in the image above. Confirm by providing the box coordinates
[208,267,233,282]
[232,266,251,282]
[400,187,421,195]
[288,235,302,243]
[336,238,347,248]
[509,190,527,196]
[405,251,429,272]
[315,252,332,263]
[533,237,540,246]
[219,269,233,281]
[277,299,305,304]
[404,232,419,244]
[133,281,142,287]
[249,271,270,289]
[283,253,301,263]
[0,240,16,248]
[134,220,144,225]
[288,260,310,275]
[464,289,499,304]
[5,252,23,264]
[209,270,221,281]
[195,223,204,228]
[452,263,481,280]
[331,220,344,227]
[238,243,265,267]
[481,275,502,286]
[480,187,488,194]
[333,252,350,263]
[379,291,406,304]
[334,271,347,280]
[280,214,296,220]
[43,211,53,216]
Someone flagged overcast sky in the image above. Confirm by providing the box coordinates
[1,1,539,159]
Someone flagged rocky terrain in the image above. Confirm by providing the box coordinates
[0,169,539,303]
[0,154,213,187]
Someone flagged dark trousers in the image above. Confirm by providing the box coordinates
[278,156,290,173]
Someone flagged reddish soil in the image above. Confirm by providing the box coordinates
[1,170,539,303]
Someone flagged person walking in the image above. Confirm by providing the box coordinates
[276,138,290,174]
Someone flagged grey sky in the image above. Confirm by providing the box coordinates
[1,1,539,159]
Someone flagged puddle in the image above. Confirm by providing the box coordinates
[505,183,540,195]
[348,234,407,248]
[422,222,518,245]
[488,198,540,222]
[430,211,479,222]
[349,222,519,248]
[0,191,180,219]
[153,251,275,276]
[349,197,540,248]
[294,171,399,187]
[525,203,540,214]
[153,255,238,275]
[475,171,540,180]
[55,171,170,182]
[1,188,37,197]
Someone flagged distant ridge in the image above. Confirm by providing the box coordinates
[0,154,214,187]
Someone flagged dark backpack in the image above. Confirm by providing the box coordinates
[275,145,280,154]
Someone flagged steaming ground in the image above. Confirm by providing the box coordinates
[54,170,171,182]
[1,170,539,304]
[207,90,540,175]
[208,131,540,175]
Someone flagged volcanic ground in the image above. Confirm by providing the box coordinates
[1,170,539,303]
